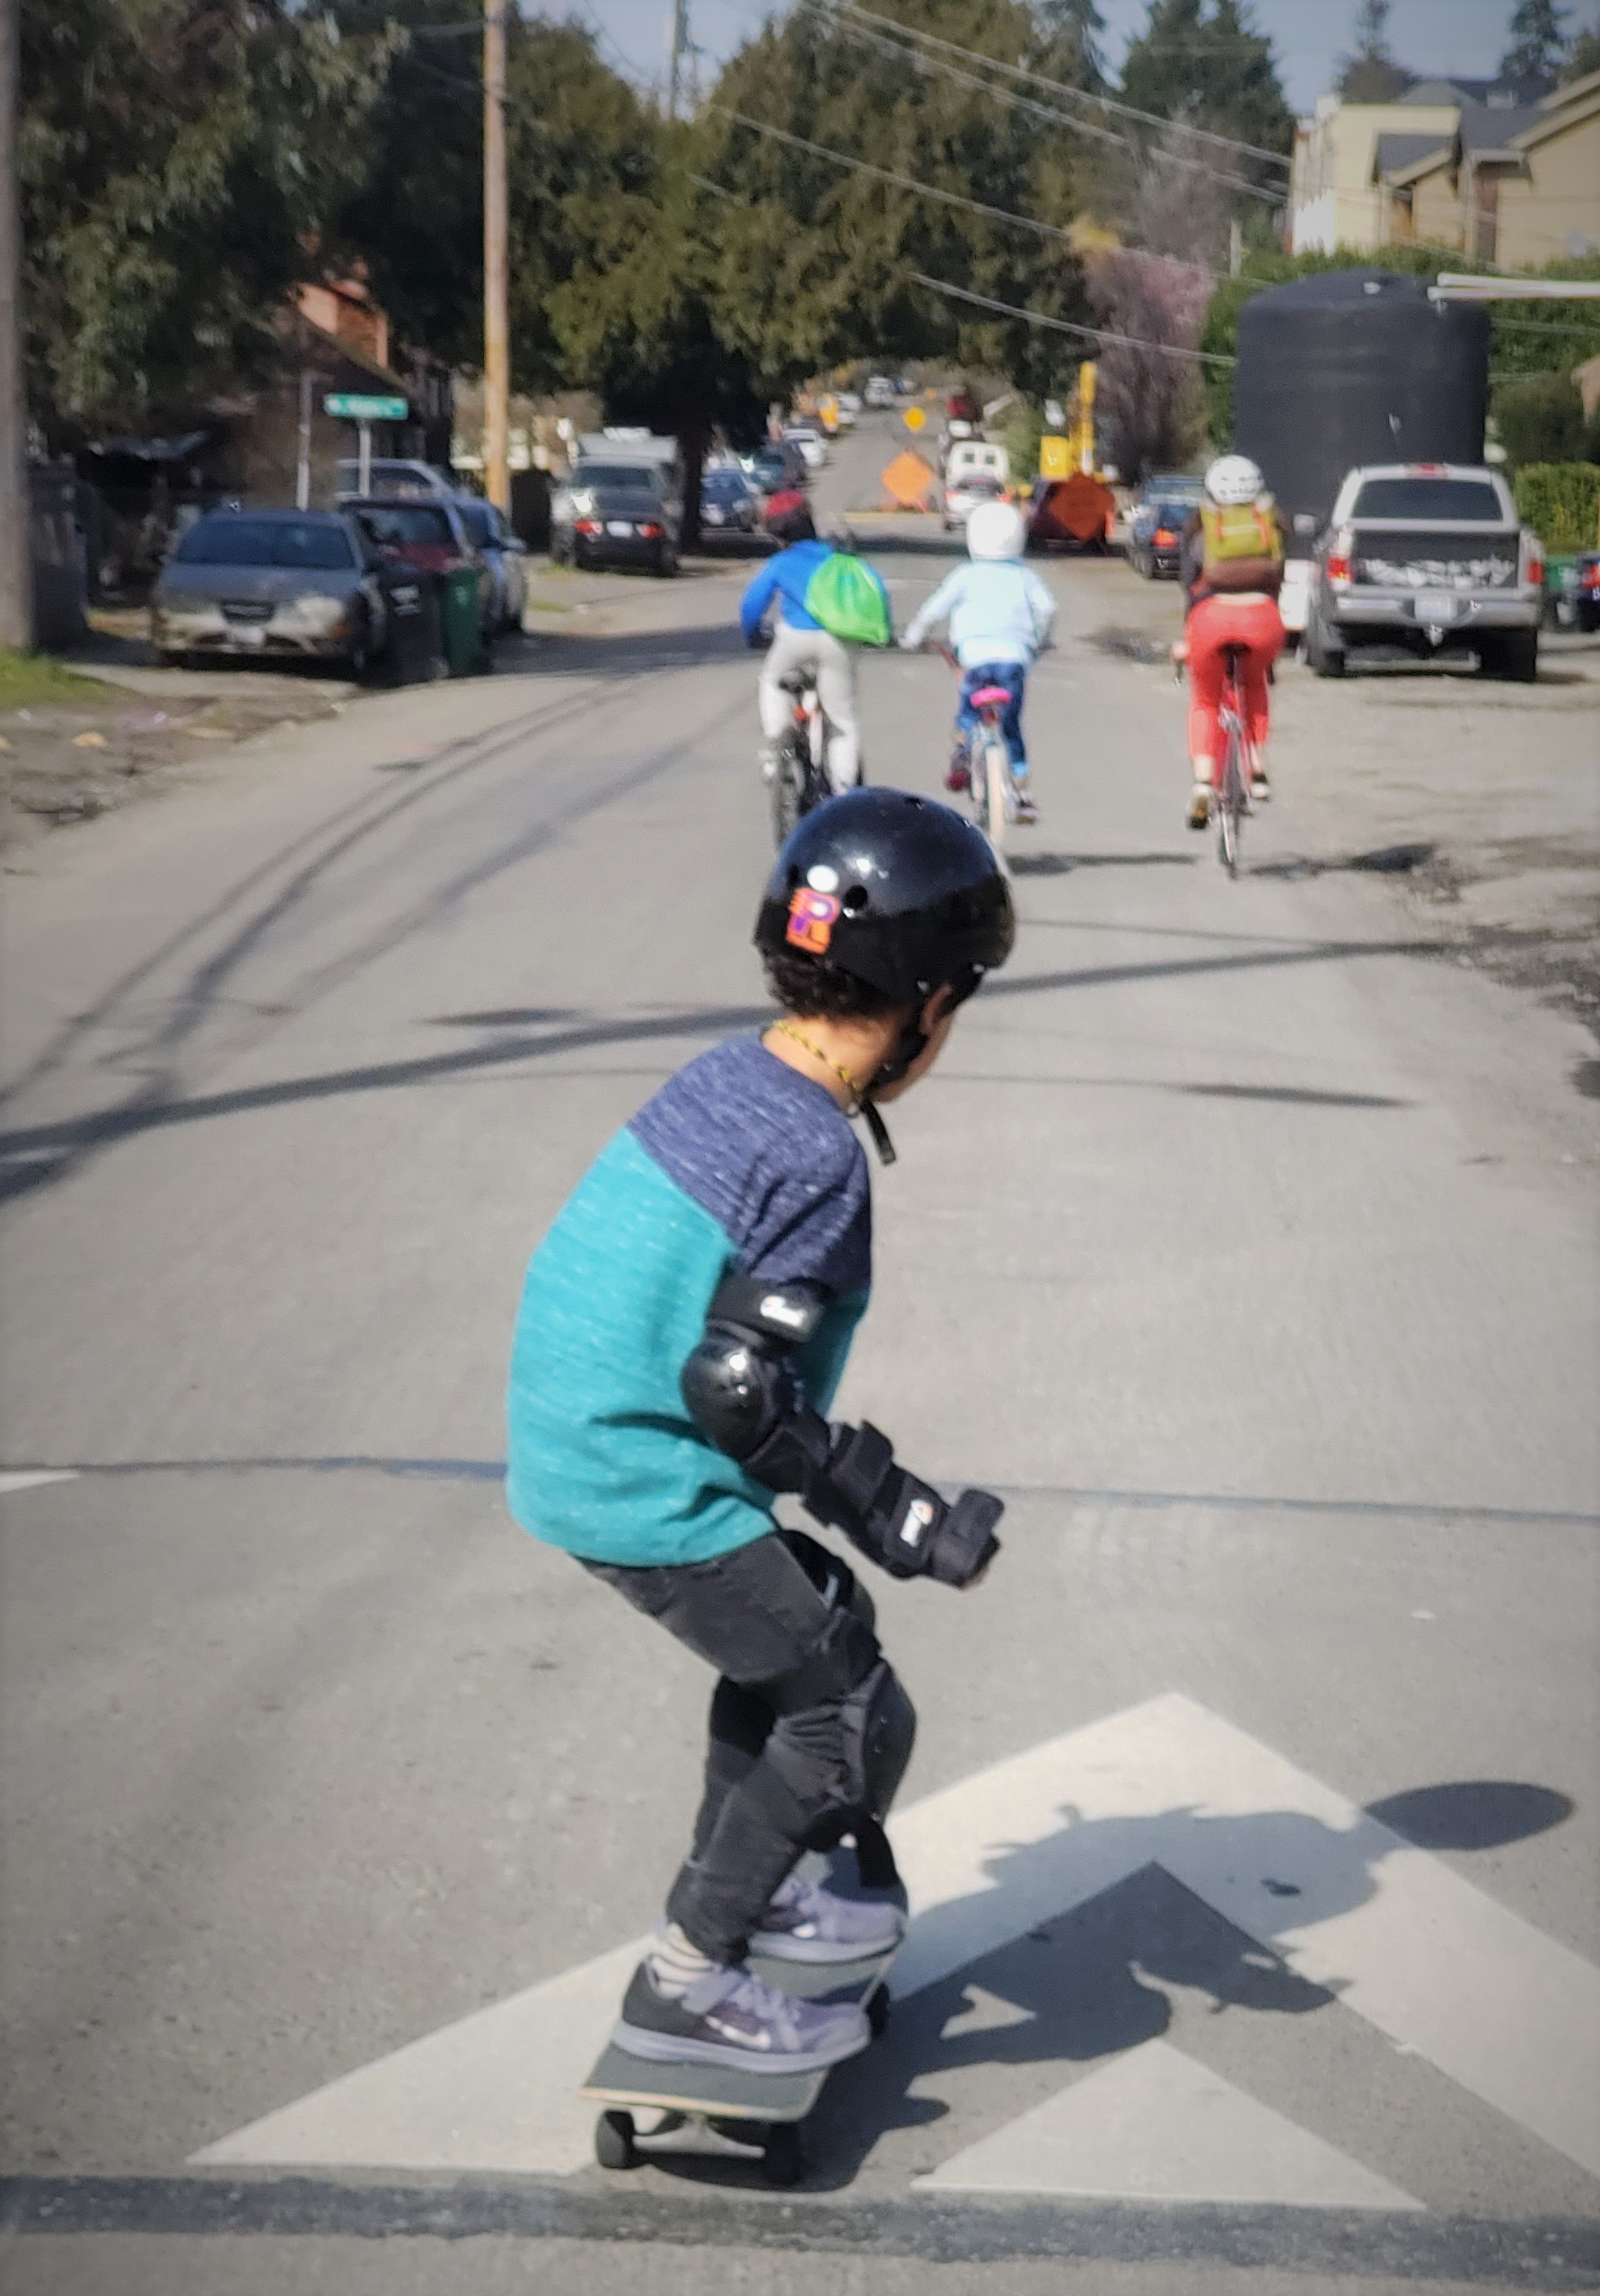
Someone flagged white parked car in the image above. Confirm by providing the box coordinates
[783,426,828,472]
[864,375,897,409]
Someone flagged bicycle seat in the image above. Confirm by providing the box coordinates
[968,684,1014,708]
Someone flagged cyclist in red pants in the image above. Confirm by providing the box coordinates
[1175,456,1285,830]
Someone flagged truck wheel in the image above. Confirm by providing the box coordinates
[1305,604,1345,679]
[1482,629,1538,682]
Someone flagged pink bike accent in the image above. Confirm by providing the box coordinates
[968,685,1014,709]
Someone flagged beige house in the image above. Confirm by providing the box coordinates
[1378,71,1600,268]
[1289,83,1467,254]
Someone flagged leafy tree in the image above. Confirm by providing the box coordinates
[1492,370,1594,467]
[329,6,656,395]
[1561,22,1600,78]
[1337,0,1412,103]
[1119,0,1294,162]
[699,0,1092,412]
[1499,0,1570,99]
[19,0,391,435]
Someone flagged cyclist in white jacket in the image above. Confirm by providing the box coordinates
[901,501,1055,825]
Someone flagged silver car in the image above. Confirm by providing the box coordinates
[151,509,394,673]
[453,497,529,632]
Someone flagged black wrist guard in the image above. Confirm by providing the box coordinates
[822,1422,1003,1588]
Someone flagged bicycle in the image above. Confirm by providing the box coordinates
[768,668,835,848]
[932,644,1015,855]
[1175,638,1253,878]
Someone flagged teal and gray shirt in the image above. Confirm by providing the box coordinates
[506,1036,871,1567]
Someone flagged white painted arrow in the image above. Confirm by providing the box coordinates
[193,1693,1600,2184]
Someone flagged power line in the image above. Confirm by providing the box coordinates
[819,0,1292,172]
[803,4,1283,203]
[910,271,1236,364]
[709,105,1081,242]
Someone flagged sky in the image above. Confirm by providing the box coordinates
[575,0,1600,113]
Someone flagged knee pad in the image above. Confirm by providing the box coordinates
[748,1657,918,1851]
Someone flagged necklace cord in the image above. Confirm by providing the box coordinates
[769,1020,898,1166]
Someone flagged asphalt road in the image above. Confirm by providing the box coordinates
[2,418,1596,2296]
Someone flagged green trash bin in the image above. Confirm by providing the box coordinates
[441,561,487,676]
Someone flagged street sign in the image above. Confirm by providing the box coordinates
[903,405,926,433]
[323,393,409,422]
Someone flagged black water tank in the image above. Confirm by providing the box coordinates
[1234,270,1490,549]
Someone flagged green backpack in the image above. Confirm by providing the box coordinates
[804,550,892,647]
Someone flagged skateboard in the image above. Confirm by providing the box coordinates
[581,1841,902,2187]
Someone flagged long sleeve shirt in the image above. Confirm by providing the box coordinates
[739,540,833,642]
[901,560,1056,668]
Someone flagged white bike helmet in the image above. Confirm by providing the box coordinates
[1204,453,1264,506]
[966,499,1026,561]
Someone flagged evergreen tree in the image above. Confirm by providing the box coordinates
[1119,0,1294,161]
[1560,21,1600,80]
[1338,0,1412,103]
[1499,0,1570,99]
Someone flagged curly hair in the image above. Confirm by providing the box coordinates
[761,946,901,1022]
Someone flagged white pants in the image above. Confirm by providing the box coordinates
[758,622,860,793]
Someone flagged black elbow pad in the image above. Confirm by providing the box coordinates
[680,1274,833,1494]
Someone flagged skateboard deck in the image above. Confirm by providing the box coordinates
[581,1944,895,2184]
[581,1841,903,2185]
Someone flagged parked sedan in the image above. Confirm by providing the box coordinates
[743,441,807,497]
[549,460,680,575]
[150,508,395,673]
[453,496,529,631]
[942,469,1007,532]
[698,466,760,541]
[346,497,496,637]
[783,425,828,473]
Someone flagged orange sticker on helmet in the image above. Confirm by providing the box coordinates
[786,886,840,954]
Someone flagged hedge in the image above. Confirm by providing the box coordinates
[1514,462,1600,553]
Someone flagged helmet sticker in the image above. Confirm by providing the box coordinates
[787,886,841,954]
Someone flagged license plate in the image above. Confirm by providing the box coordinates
[1415,591,1460,623]
[606,520,633,537]
[230,624,267,647]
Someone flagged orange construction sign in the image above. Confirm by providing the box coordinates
[880,449,938,510]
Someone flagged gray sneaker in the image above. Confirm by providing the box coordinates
[613,1958,870,2075]
[750,1870,907,1964]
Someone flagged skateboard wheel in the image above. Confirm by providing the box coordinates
[866,1984,891,2040]
[761,2124,805,2187]
[594,2108,637,2171]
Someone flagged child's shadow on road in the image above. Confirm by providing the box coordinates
[804,1778,1571,2190]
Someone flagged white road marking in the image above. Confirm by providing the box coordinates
[915,2038,1423,2209]
[0,1470,79,1497]
[191,1693,1600,2184]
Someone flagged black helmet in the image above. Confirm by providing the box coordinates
[755,787,1015,1007]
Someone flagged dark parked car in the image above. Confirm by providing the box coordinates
[743,441,807,497]
[698,466,760,541]
[453,497,529,631]
[346,497,496,637]
[1127,495,1198,580]
[549,460,681,576]
[150,508,400,673]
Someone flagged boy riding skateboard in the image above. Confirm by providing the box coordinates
[505,788,1014,2075]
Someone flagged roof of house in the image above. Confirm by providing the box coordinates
[1456,101,1544,154]
[1373,132,1450,180]
[1399,76,1498,107]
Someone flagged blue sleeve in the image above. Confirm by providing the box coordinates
[741,557,782,643]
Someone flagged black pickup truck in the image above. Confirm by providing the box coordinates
[1303,463,1543,682]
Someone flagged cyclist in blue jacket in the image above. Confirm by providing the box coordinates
[901,500,1055,824]
[741,499,888,796]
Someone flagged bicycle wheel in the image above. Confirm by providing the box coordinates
[966,733,989,836]
[983,731,1008,854]
[769,740,806,848]
[1216,724,1243,877]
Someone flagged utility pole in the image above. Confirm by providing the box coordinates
[667,0,690,120]
[483,2,511,514]
[0,0,32,653]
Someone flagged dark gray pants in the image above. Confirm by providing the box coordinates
[583,1528,904,1964]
